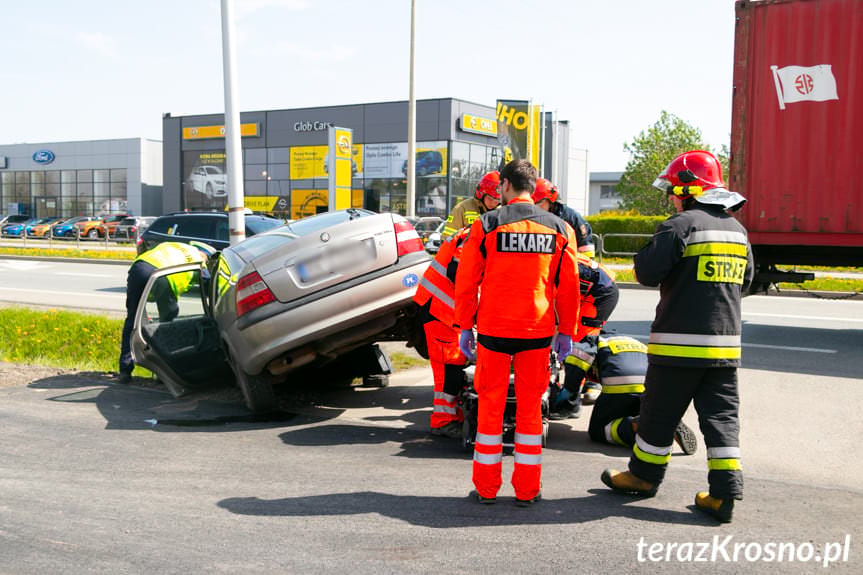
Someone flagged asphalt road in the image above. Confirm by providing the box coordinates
[1,258,862,573]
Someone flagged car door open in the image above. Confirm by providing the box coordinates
[130,263,231,397]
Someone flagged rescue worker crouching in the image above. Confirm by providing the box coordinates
[118,240,216,384]
[412,227,471,438]
[586,333,697,456]
[455,159,580,506]
[550,254,619,419]
[532,177,595,257]
[441,171,500,240]
[600,150,753,523]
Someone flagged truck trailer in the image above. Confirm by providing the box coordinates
[730,0,863,291]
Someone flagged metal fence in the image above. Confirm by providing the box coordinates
[594,233,652,261]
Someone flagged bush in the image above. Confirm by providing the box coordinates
[586,213,665,255]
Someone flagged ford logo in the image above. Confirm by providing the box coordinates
[33,150,55,164]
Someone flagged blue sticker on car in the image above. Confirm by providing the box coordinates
[402,273,418,288]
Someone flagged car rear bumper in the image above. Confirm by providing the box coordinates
[223,258,430,376]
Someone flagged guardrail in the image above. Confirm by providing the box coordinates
[594,233,652,261]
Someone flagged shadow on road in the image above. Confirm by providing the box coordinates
[217,489,712,528]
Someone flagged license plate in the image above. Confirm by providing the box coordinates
[297,239,377,284]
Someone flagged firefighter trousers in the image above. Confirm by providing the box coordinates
[424,319,466,429]
[588,392,640,447]
[472,342,549,501]
[629,364,742,500]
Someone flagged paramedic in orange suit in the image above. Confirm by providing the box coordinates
[454,159,580,506]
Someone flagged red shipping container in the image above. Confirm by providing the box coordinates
[730,0,863,267]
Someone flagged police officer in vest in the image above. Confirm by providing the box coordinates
[117,240,216,383]
[600,150,753,523]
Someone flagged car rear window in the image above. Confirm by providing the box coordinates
[285,209,374,237]
[246,216,283,235]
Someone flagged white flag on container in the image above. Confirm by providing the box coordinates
[771,64,839,110]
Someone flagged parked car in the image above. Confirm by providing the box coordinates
[130,208,430,412]
[424,220,445,254]
[411,216,444,242]
[113,216,156,242]
[52,216,101,239]
[188,165,227,198]
[26,217,66,238]
[2,218,38,238]
[76,213,131,239]
[0,214,33,228]
[136,211,283,254]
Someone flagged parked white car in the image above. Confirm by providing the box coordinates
[188,165,227,198]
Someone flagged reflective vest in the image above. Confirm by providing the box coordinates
[135,242,204,298]
[455,197,581,339]
[595,335,647,395]
[634,205,754,367]
[442,197,486,239]
[413,228,469,326]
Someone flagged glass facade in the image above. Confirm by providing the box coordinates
[0,168,127,218]
[180,139,496,219]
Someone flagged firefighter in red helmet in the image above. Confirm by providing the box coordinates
[441,171,500,240]
[532,178,595,257]
[600,150,753,523]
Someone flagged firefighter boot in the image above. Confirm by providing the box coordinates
[601,469,658,497]
[695,492,734,523]
[674,420,698,455]
[430,421,463,439]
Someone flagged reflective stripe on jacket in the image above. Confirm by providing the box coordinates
[595,335,647,394]
[454,197,580,339]
[633,205,754,367]
[413,228,469,326]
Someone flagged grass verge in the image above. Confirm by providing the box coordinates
[0,307,124,372]
[0,245,135,260]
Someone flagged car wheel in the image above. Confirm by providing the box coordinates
[205,182,213,198]
[361,373,389,388]
[87,229,100,240]
[235,366,278,413]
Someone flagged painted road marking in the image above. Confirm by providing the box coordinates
[744,312,863,324]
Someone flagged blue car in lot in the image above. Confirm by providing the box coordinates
[2,218,38,238]
[51,215,94,238]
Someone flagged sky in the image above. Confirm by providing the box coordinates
[0,0,736,172]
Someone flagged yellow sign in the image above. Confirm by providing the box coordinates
[290,144,363,180]
[335,129,352,159]
[528,105,542,167]
[696,256,747,284]
[182,123,260,140]
[291,189,363,220]
[243,196,279,212]
[460,113,498,136]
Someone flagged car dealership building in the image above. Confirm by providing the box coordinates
[0,138,162,220]
[163,98,580,220]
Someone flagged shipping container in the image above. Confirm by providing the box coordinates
[730,0,863,289]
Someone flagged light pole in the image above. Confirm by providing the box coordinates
[221,0,246,245]
[406,0,417,218]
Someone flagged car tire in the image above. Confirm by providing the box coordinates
[361,374,389,388]
[87,229,100,239]
[235,367,278,413]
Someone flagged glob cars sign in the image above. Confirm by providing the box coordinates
[32,150,55,164]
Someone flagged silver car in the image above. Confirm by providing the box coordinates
[130,209,429,412]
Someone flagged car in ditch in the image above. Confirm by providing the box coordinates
[130,208,429,412]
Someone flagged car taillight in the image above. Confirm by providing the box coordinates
[236,271,276,317]
[393,218,424,256]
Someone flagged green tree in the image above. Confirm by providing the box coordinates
[617,111,721,215]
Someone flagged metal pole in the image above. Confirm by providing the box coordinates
[221,0,246,245]
[406,0,417,217]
